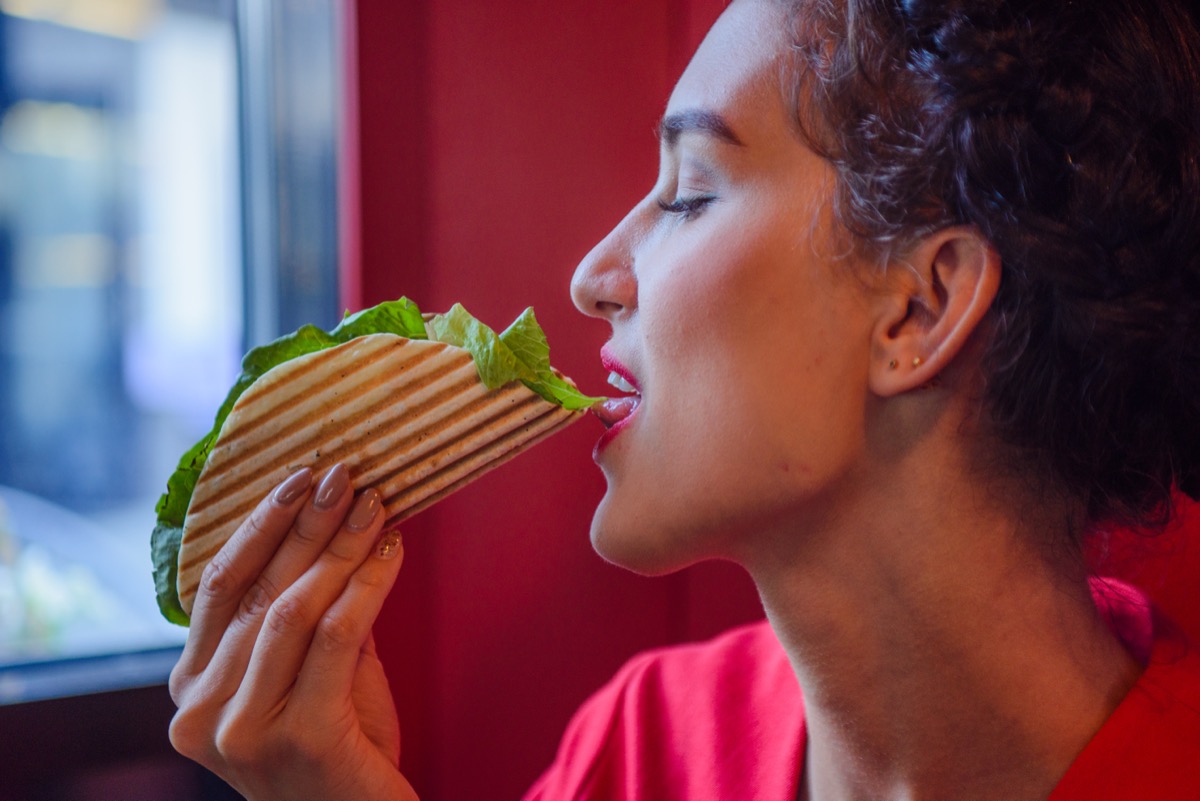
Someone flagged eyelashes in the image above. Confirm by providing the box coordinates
[656,194,717,220]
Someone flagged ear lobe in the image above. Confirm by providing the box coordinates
[869,227,1001,397]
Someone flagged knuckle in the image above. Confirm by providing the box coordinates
[264,593,313,637]
[288,728,330,764]
[197,505,285,607]
[214,717,315,771]
[213,719,261,769]
[199,549,239,601]
[322,540,361,568]
[290,518,325,547]
[240,506,273,542]
[167,664,190,706]
[354,563,390,590]
[167,711,190,753]
[315,610,361,652]
[236,574,282,623]
[169,706,210,761]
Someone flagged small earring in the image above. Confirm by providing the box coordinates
[912,356,923,367]
[888,359,898,370]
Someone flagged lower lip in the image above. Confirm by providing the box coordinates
[593,405,638,461]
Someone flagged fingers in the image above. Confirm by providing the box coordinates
[173,464,372,707]
[168,459,413,800]
[256,463,362,605]
[205,465,358,661]
[173,467,315,696]
[292,531,404,710]
[235,490,389,710]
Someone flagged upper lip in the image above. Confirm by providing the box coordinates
[600,344,641,395]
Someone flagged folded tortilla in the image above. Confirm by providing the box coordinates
[175,333,580,615]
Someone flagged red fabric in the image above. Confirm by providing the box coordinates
[522,622,805,801]
[523,580,1200,801]
[1050,584,1200,799]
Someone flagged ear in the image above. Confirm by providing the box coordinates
[868,226,1001,397]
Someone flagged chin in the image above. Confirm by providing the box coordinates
[587,495,713,577]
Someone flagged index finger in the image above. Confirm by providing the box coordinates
[174,468,313,680]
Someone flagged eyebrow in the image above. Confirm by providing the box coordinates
[657,109,745,148]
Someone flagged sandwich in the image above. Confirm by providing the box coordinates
[151,298,600,625]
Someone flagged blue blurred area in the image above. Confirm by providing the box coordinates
[0,2,241,670]
[0,0,341,695]
[0,18,135,513]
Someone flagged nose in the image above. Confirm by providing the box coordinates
[571,205,641,322]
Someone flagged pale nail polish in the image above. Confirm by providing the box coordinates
[346,489,382,531]
[314,464,350,509]
[274,468,313,505]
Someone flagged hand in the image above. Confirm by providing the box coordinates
[168,465,418,801]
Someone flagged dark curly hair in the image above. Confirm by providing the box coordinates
[784,0,1200,532]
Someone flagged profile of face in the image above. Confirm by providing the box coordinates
[571,0,885,574]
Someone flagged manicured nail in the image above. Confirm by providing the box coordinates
[273,468,313,505]
[314,464,350,510]
[346,489,382,531]
[376,531,403,559]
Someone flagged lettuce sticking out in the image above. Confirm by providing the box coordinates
[429,304,601,411]
[499,308,605,410]
[152,298,601,625]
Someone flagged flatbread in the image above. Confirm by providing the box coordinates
[176,333,580,614]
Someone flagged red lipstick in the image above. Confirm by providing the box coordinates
[592,345,641,459]
[600,345,641,393]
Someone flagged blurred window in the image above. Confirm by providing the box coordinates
[0,0,342,702]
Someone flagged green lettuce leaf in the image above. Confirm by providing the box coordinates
[151,523,187,625]
[498,308,606,411]
[428,304,603,411]
[429,303,538,389]
[151,297,600,625]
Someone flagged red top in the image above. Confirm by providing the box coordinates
[523,580,1200,800]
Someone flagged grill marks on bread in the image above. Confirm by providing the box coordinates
[176,334,578,613]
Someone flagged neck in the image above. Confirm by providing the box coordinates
[744,446,1141,801]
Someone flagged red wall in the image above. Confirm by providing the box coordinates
[348,2,1199,799]
[351,2,756,799]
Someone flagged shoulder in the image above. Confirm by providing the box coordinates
[522,621,804,801]
[1052,587,1200,799]
[598,619,801,734]
[1106,612,1200,785]
[615,618,798,699]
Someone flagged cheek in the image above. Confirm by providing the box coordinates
[642,221,836,403]
[640,216,795,352]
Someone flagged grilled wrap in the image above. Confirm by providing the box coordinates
[151,299,600,625]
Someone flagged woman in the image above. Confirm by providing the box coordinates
[167,0,1200,798]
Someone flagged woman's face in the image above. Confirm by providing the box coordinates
[571,0,878,573]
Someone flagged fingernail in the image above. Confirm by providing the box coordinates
[273,468,313,505]
[314,463,350,509]
[346,488,382,531]
[376,531,403,559]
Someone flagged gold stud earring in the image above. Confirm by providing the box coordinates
[912,356,923,367]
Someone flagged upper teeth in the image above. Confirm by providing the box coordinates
[607,371,638,394]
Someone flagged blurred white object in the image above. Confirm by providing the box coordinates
[0,486,184,668]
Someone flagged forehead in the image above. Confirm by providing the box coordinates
[665,0,795,124]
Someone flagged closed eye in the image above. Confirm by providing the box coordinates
[656,194,716,220]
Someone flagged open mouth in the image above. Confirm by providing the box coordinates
[593,374,641,429]
[592,348,641,456]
